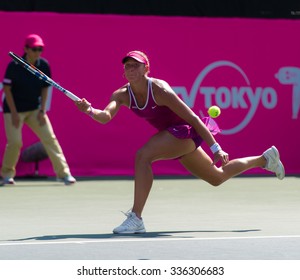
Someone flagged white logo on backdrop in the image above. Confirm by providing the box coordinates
[276,67,300,119]
[173,61,298,135]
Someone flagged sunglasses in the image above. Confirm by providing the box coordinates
[30,47,43,52]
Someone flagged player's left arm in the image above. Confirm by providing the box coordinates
[153,79,229,165]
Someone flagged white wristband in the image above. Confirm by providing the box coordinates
[210,143,221,154]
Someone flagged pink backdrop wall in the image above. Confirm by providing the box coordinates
[0,12,299,177]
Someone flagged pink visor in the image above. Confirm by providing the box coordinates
[122,51,149,66]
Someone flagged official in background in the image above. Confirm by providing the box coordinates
[1,34,76,185]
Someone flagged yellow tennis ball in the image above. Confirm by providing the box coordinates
[208,106,221,118]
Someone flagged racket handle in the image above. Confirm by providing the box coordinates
[64,90,81,101]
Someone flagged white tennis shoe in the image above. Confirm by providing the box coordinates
[113,211,146,234]
[263,146,285,180]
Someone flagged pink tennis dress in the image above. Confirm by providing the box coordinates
[128,78,203,148]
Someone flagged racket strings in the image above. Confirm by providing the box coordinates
[202,117,222,135]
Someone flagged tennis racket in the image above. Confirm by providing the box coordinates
[202,116,221,135]
[8,51,81,101]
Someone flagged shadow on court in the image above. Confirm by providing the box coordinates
[8,229,261,242]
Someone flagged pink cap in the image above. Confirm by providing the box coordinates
[122,51,149,66]
[25,34,45,48]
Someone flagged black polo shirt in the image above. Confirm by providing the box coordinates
[2,55,51,113]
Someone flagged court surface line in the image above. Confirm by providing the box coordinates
[0,235,300,247]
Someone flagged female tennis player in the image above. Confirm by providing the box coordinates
[75,50,285,234]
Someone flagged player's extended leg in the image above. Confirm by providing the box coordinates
[179,146,283,186]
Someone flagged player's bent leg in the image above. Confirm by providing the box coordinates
[113,131,196,234]
[133,131,196,216]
